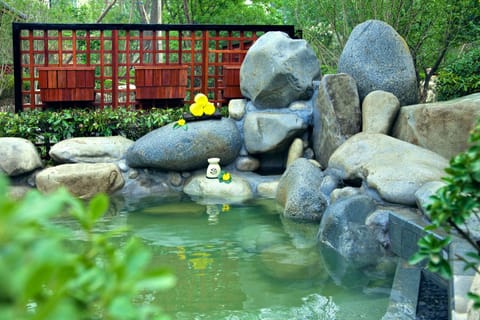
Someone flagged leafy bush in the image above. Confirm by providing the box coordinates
[0,107,184,159]
[410,118,480,306]
[436,46,480,101]
[0,174,175,319]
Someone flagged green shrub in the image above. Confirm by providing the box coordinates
[410,117,480,306]
[0,174,175,319]
[436,46,480,101]
[0,107,184,159]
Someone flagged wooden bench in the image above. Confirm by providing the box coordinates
[134,65,188,106]
[38,66,95,103]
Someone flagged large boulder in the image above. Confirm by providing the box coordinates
[36,163,124,199]
[317,195,383,268]
[338,20,418,106]
[119,168,185,202]
[392,93,480,159]
[240,31,321,109]
[276,158,329,222]
[243,111,308,154]
[126,118,242,171]
[0,137,43,176]
[49,136,134,163]
[362,90,400,134]
[328,133,449,205]
[312,74,361,167]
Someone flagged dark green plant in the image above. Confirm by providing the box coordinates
[0,107,184,159]
[0,174,175,319]
[436,46,480,101]
[410,118,480,306]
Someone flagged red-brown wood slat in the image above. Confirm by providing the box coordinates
[47,69,57,89]
[136,68,145,87]
[57,69,67,88]
[38,66,95,103]
[66,69,76,88]
[145,68,153,86]
[38,69,48,89]
[223,65,242,99]
[134,65,188,101]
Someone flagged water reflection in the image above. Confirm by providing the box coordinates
[124,197,393,319]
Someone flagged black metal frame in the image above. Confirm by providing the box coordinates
[13,22,299,112]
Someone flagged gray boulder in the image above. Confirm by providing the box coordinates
[317,195,383,268]
[228,99,247,120]
[240,31,321,109]
[119,168,185,202]
[126,118,242,171]
[392,93,480,159]
[276,158,328,222]
[312,74,361,168]
[235,155,260,172]
[0,137,42,176]
[328,133,449,205]
[338,20,418,106]
[243,111,308,154]
[257,180,279,198]
[362,90,400,134]
[49,136,134,163]
[36,163,124,199]
[286,138,304,167]
[183,172,253,203]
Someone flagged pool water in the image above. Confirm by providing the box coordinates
[118,197,394,320]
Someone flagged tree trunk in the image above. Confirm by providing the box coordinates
[151,0,162,24]
[183,0,192,24]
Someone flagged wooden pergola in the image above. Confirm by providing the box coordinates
[13,23,298,112]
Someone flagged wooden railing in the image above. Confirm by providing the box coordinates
[13,23,298,112]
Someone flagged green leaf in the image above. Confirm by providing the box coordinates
[467,292,480,309]
[108,296,138,320]
[135,268,176,291]
[409,252,428,265]
[86,193,109,225]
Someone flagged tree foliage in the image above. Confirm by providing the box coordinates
[435,46,480,101]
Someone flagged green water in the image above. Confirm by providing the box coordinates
[116,197,394,320]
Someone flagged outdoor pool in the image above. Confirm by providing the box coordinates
[106,196,395,319]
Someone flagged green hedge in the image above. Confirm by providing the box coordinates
[436,46,480,101]
[0,107,184,159]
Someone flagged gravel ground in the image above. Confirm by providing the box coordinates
[416,274,448,320]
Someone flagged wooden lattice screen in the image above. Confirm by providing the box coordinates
[13,23,297,112]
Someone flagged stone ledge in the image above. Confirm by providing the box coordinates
[387,208,472,320]
[382,259,422,320]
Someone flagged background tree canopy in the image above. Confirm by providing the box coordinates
[0,0,479,102]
